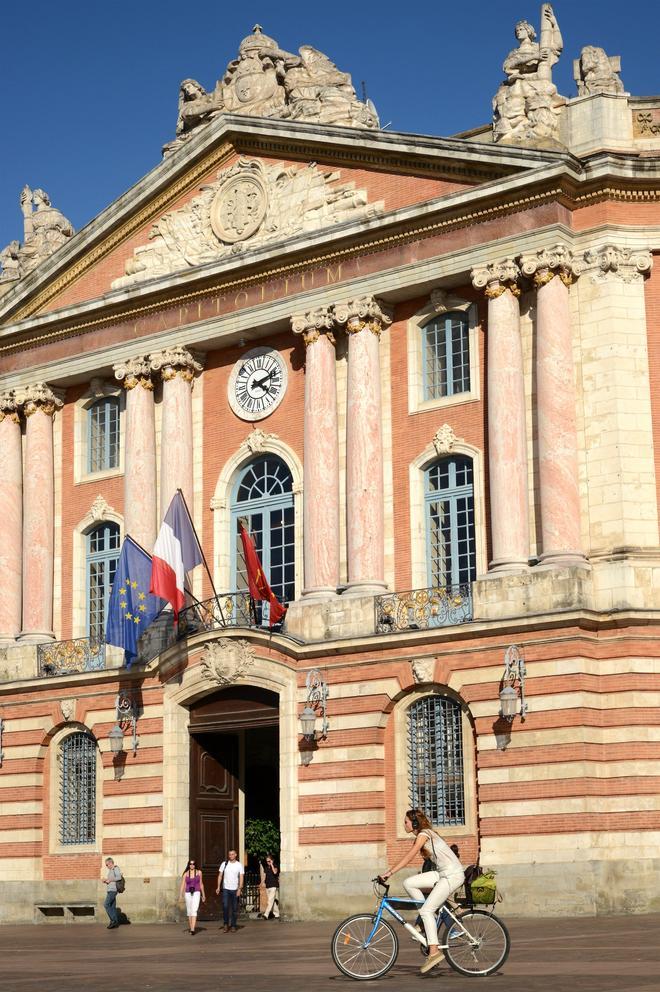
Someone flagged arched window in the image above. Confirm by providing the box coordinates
[425,456,476,590]
[59,732,97,845]
[422,312,470,401]
[88,397,120,473]
[231,456,295,620]
[407,695,465,826]
[87,522,121,642]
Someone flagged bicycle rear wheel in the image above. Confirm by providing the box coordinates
[443,909,510,977]
[331,913,399,980]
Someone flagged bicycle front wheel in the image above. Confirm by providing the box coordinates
[443,909,510,977]
[331,913,399,980]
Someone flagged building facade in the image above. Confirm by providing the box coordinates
[0,13,659,923]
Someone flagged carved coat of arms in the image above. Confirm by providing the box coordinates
[200,638,255,686]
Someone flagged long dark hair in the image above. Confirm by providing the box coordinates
[182,857,198,876]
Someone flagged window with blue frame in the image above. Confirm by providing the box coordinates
[59,731,96,845]
[88,397,120,474]
[425,456,476,589]
[422,312,470,401]
[231,456,295,621]
[87,522,121,642]
[407,695,465,827]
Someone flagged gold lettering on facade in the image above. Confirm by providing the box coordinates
[326,264,342,284]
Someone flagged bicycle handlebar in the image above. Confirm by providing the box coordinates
[372,876,390,893]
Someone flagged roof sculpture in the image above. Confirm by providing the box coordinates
[164,24,379,153]
[0,187,74,293]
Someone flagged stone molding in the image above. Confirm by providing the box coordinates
[518,244,584,287]
[200,638,255,686]
[333,296,393,337]
[429,288,473,315]
[291,306,336,346]
[16,382,64,417]
[471,258,521,298]
[149,345,205,382]
[113,355,155,391]
[582,245,653,283]
[0,391,20,424]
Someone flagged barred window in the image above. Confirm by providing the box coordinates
[407,695,465,826]
[422,313,470,401]
[59,732,96,845]
[88,397,120,473]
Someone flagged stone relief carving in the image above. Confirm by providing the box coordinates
[244,428,279,453]
[0,187,74,287]
[411,658,435,684]
[471,258,521,297]
[492,4,566,146]
[149,345,204,382]
[583,245,653,283]
[112,157,383,289]
[518,244,584,286]
[291,306,335,346]
[430,289,471,315]
[90,494,112,522]
[165,25,379,153]
[0,391,20,424]
[60,698,76,722]
[333,296,393,336]
[200,638,255,685]
[574,47,624,97]
[15,382,64,417]
[433,424,460,455]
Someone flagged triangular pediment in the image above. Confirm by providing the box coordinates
[0,115,570,326]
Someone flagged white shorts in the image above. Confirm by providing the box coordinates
[184,890,201,916]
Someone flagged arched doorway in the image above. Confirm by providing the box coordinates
[188,686,279,920]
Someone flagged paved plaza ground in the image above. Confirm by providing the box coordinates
[0,913,657,992]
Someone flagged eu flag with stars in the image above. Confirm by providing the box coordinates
[106,537,166,667]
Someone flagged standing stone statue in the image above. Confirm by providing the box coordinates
[0,187,74,288]
[574,47,625,96]
[492,4,566,146]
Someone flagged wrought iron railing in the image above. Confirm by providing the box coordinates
[241,870,262,916]
[178,591,284,636]
[37,637,106,677]
[375,585,472,634]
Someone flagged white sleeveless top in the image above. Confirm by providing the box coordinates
[420,829,465,877]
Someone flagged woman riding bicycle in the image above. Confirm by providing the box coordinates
[382,808,465,975]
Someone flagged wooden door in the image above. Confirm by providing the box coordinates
[189,732,239,921]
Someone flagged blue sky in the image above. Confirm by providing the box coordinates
[1,0,659,245]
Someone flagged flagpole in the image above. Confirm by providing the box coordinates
[176,489,226,627]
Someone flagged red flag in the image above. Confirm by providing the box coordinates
[239,524,287,627]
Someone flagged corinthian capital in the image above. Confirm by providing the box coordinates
[0,390,20,424]
[17,382,64,417]
[471,259,521,298]
[291,307,335,346]
[149,345,205,382]
[332,296,392,337]
[582,245,653,283]
[518,244,584,287]
[113,355,154,391]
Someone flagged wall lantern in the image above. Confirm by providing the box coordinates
[499,645,527,723]
[299,669,329,765]
[108,723,124,754]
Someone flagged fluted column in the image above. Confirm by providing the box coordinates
[291,307,340,598]
[18,383,63,642]
[519,245,586,566]
[334,296,391,595]
[113,356,158,552]
[0,393,23,643]
[150,345,204,517]
[471,260,529,571]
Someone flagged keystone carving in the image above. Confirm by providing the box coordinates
[411,658,435,684]
[433,424,460,455]
[244,428,279,453]
[60,698,77,722]
[200,639,255,686]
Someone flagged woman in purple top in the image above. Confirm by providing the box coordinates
[179,858,206,934]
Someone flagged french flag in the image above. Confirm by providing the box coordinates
[150,491,203,620]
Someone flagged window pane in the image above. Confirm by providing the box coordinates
[88,398,120,473]
[60,732,96,844]
[423,314,470,401]
[425,457,476,588]
[87,523,120,642]
[407,697,464,826]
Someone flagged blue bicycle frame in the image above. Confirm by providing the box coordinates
[365,892,460,949]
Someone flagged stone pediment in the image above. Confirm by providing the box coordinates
[111,156,384,290]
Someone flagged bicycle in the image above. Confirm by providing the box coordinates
[331,876,510,981]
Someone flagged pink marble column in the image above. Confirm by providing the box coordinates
[0,393,23,643]
[335,296,391,595]
[291,308,340,598]
[150,346,203,518]
[18,383,63,642]
[113,357,157,552]
[471,260,529,571]
[519,246,586,565]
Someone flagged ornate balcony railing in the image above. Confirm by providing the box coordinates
[178,592,280,636]
[375,584,472,634]
[37,637,106,677]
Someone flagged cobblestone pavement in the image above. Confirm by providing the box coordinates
[0,913,657,992]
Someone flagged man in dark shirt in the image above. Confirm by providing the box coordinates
[262,853,280,920]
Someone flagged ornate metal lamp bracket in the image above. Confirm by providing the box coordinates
[116,691,139,757]
[305,669,329,739]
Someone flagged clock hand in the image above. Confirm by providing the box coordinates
[253,370,275,391]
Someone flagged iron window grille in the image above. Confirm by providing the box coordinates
[407,696,465,826]
[59,732,97,845]
[422,313,470,401]
[88,397,120,474]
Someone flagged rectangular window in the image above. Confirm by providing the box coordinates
[423,315,470,401]
[88,398,120,474]
[408,696,465,827]
[60,733,96,845]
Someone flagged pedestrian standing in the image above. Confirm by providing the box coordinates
[261,853,280,920]
[102,857,123,930]
[216,849,244,932]
[179,858,205,934]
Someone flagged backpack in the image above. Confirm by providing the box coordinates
[115,869,125,894]
[464,864,498,905]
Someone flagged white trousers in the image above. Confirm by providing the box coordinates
[403,869,465,948]
[184,891,201,917]
[265,886,280,918]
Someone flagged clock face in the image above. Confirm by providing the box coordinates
[228,346,288,421]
